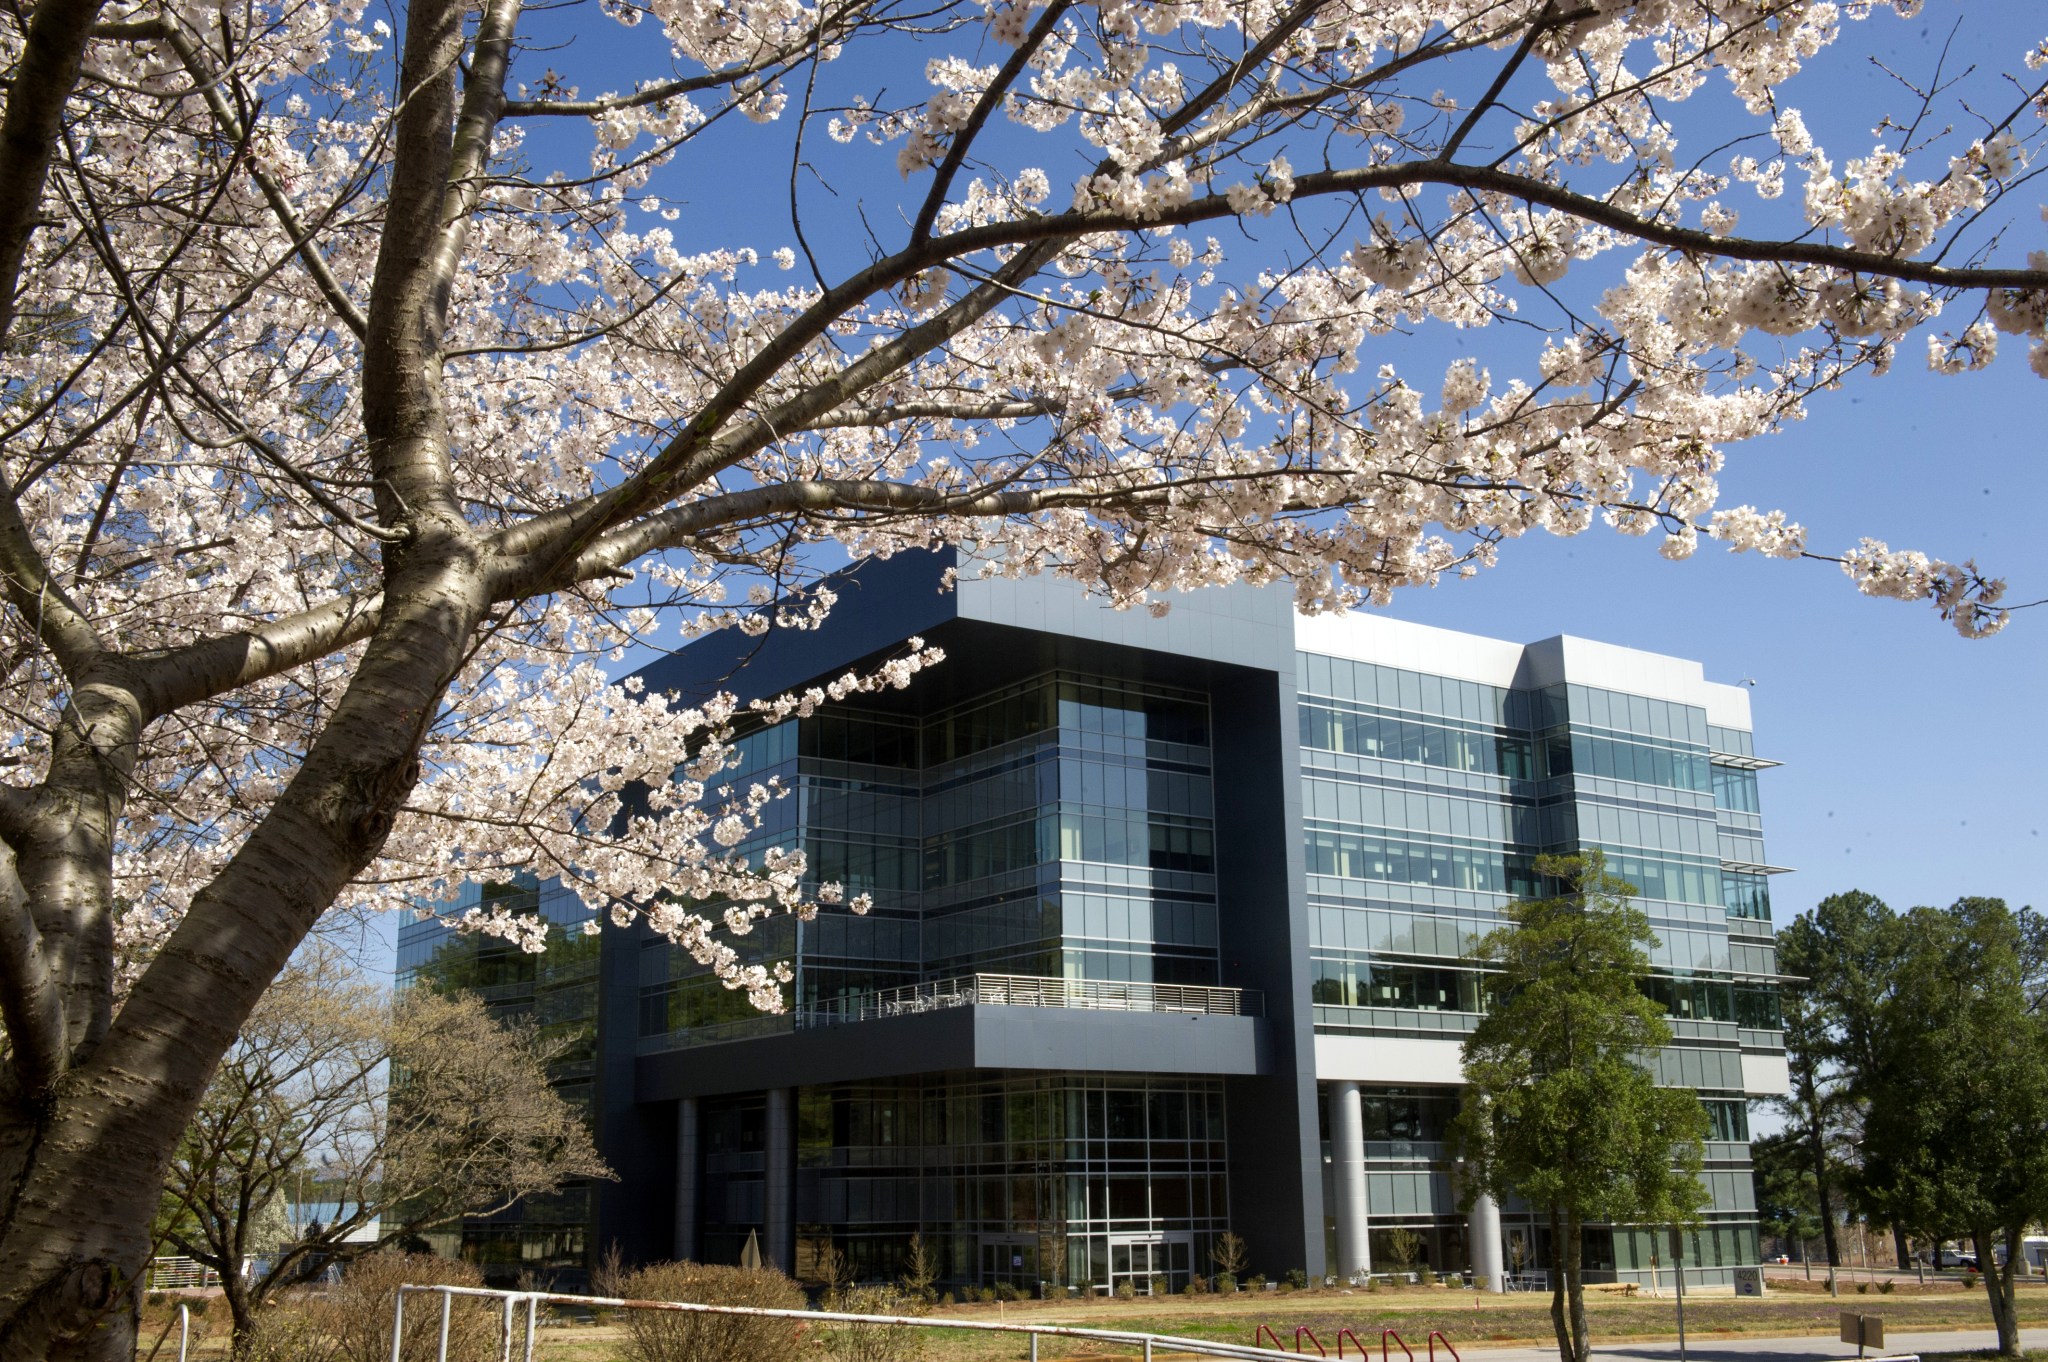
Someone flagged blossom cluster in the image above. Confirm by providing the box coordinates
[8,0,2043,1020]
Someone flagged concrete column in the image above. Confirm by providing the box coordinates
[764,1087,795,1274]
[1468,1191,1504,1292]
[673,1096,700,1262]
[1330,1081,1371,1281]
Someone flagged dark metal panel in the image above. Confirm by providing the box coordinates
[1211,662,1326,1282]
[630,549,962,707]
[593,921,677,1267]
[636,1008,1267,1100]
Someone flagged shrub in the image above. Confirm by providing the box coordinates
[245,1252,496,1362]
[1878,1281,1896,1295]
[244,1304,334,1362]
[1147,1275,1168,1297]
[939,1292,955,1308]
[1284,1269,1308,1291]
[1210,1231,1249,1280]
[1114,1280,1137,1300]
[1364,1275,1379,1293]
[1214,1272,1237,1294]
[1855,1283,1869,1295]
[146,1291,167,1308]
[187,1297,210,1316]
[1245,1274,1267,1291]
[900,1233,940,1305]
[613,1261,806,1362]
[820,1284,928,1362]
[1381,1229,1422,1276]
[1418,1266,1437,1286]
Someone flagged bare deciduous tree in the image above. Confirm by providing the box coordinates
[156,948,608,1352]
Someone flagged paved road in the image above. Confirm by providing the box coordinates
[1451,1327,2048,1362]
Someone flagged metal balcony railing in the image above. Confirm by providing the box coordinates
[804,972,1261,1024]
[637,973,1261,1053]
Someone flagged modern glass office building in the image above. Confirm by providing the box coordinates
[398,549,1787,1290]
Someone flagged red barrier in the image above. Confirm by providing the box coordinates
[1383,1328,1414,1362]
[1336,1328,1367,1358]
[1296,1326,1327,1357]
[1427,1332,1461,1362]
[1255,1324,1287,1352]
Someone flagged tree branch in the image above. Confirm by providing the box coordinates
[157,21,370,340]
[428,0,523,320]
[359,0,475,537]
[0,0,108,342]
[135,591,385,720]
[499,0,874,117]
[489,150,2044,598]
[0,827,64,1097]
[0,835,66,1101]
[909,0,1074,246]
[1439,0,1559,163]
[0,465,105,675]
[794,398,1057,430]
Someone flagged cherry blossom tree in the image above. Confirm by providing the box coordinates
[0,0,2043,1353]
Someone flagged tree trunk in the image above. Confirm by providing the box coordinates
[1564,1216,1590,1362]
[1892,1225,1911,1274]
[0,576,480,1355]
[1978,1224,2021,1357]
[1807,1121,1841,1270]
[217,1261,257,1358]
[0,1076,187,1360]
[1546,1207,1576,1362]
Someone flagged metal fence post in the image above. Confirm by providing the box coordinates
[390,1287,406,1362]
[438,1286,453,1362]
[177,1303,190,1362]
[524,1293,539,1362]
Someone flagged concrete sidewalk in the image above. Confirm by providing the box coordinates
[1449,1327,2046,1362]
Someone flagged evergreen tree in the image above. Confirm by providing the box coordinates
[1748,1130,1826,1265]
[1452,852,1709,1362]
[1856,898,2048,1356]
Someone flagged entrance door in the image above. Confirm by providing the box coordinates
[1107,1234,1192,1294]
[979,1238,1038,1290]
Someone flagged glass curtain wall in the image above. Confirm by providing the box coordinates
[642,672,1224,1050]
[397,877,602,1283]
[1298,654,1780,1284]
[653,673,1231,1290]
[730,1074,1231,1293]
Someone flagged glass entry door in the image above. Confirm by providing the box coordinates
[1108,1234,1191,1294]
[980,1237,1038,1289]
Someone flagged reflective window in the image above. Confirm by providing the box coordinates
[1712,764,1762,814]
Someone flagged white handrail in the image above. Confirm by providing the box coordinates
[391,1281,1294,1362]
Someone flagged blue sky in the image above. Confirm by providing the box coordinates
[1373,1,2048,925]
[612,0,2042,925]
[344,1,2045,989]
[1381,342,2047,925]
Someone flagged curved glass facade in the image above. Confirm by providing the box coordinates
[398,553,1786,1293]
